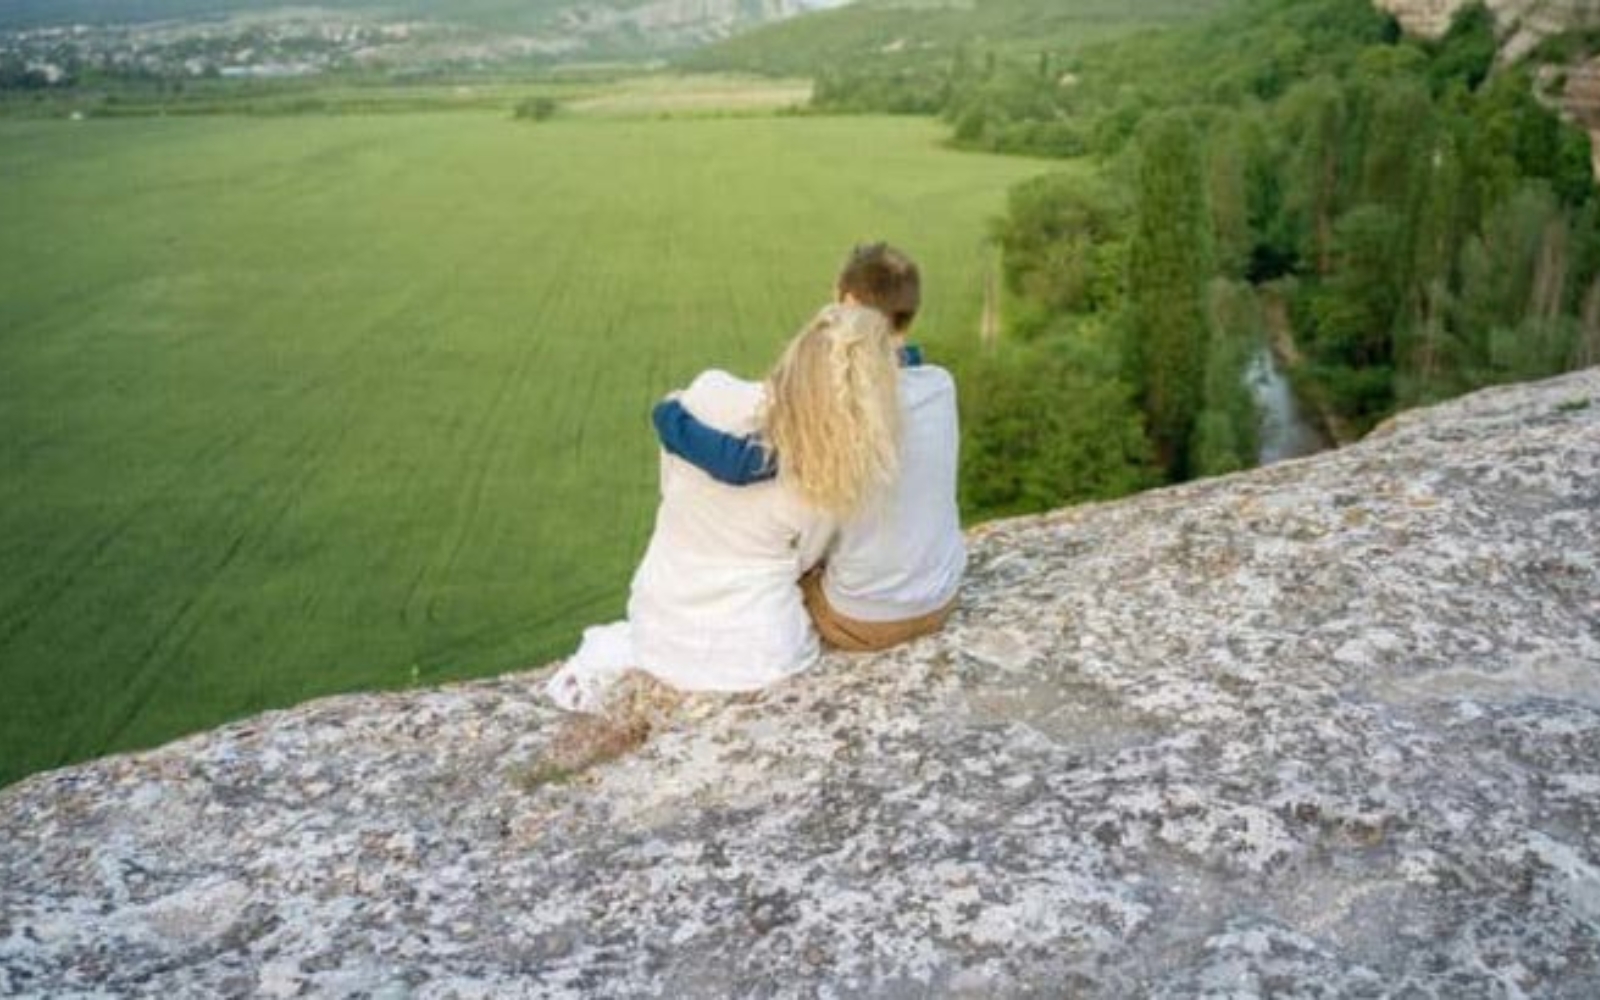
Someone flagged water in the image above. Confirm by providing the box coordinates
[1246,344,1331,465]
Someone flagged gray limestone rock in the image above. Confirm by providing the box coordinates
[2,369,1598,998]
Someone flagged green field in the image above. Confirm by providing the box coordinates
[0,111,1047,785]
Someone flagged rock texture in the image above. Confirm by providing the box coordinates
[1376,0,1600,48]
[3,369,1599,998]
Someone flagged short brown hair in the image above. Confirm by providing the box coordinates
[837,243,920,332]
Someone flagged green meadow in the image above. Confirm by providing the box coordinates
[0,111,1047,785]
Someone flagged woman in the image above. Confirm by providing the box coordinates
[547,303,901,711]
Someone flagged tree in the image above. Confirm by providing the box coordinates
[1574,278,1600,368]
[1357,76,1431,210]
[1456,181,1566,371]
[1123,112,1214,479]
[1311,204,1407,369]
[1191,280,1263,477]
[1425,2,1496,94]
[513,96,559,121]
[960,342,1155,519]
[1397,116,1468,400]
[994,173,1127,317]
[1207,111,1256,280]
[1279,76,1349,276]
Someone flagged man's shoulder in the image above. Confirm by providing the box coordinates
[899,363,956,403]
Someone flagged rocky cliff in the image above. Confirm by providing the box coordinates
[2,368,1598,998]
[1376,0,1600,52]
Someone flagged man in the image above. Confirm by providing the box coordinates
[652,243,964,651]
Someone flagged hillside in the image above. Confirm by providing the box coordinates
[681,0,1234,75]
[2,367,1596,995]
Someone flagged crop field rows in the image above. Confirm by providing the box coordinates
[0,111,1047,785]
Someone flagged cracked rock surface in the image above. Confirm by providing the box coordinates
[3,369,1599,998]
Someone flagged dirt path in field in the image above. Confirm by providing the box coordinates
[980,251,1000,348]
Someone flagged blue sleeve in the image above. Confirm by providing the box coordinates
[652,398,777,486]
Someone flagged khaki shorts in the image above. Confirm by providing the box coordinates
[801,569,956,653]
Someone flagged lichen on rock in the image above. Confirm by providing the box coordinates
[2,368,1598,997]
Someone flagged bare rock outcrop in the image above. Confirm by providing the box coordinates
[1375,0,1600,51]
[2,369,1598,998]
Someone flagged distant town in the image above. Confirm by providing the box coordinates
[0,12,572,87]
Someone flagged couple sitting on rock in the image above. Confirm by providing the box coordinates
[547,244,964,713]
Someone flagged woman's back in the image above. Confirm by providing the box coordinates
[628,369,833,691]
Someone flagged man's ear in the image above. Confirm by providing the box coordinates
[837,289,859,306]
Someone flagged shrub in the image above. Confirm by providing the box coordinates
[514,96,559,121]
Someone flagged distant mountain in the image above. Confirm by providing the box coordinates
[0,0,841,62]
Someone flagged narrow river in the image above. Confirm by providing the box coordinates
[1246,343,1332,465]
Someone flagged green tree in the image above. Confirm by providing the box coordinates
[1425,2,1496,94]
[960,342,1155,519]
[513,96,559,121]
[1357,75,1432,210]
[994,172,1127,317]
[1311,203,1407,369]
[1456,182,1578,381]
[1191,279,1263,477]
[1393,109,1470,403]
[1279,76,1349,275]
[1456,181,1567,369]
[1123,112,1214,479]
[1207,111,1256,280]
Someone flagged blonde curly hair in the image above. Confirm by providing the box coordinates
[761,303,902,516]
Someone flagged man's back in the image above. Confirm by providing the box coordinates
[820,364,964,622]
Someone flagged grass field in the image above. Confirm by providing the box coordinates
[0,72,810,121]
[0,111,1048,786]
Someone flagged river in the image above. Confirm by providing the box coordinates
[1246,343,1332,465]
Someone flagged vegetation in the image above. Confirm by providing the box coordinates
[684,0,1232,78]
[895,0,1600,517]
[957,337,1156,518]
[0,71,811,122]
[513,95,559,120]
[0,112,1043,786]
[1122,112,1214,479]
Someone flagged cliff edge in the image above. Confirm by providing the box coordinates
[2,369,1598,998]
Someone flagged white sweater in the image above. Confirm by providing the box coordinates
[627,370,834,690]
